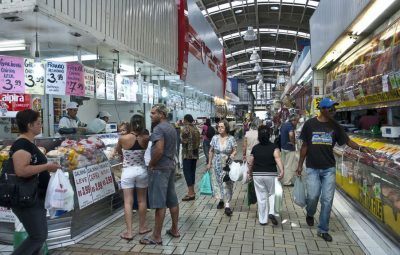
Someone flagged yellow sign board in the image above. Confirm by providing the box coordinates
[337,88,400,109]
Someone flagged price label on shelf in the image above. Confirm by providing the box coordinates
[45,61,66,95]
[382,74,389,92]
[66,62,85,96]
[0,55,25,93]
[24,58,45,95]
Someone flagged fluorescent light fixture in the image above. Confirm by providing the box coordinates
[0,46,26,51]
[351,0,395,35]
[271,6,280,10]
[270,34,277,37]
[297,67,312,84]
[120,64,136,73]
[316,36,356,69]
[235,9,243,14]
[250,50,260,61]
[46,54,97,62]
[0,39,26,51]
[243,27,257,41]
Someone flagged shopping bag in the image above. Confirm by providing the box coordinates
[293,176,306,207]
[199,171,213,196]
[45,169,75,217]
[229,161,243,181]
[241,162,249,184]
[246,180,257,206]
[274,178,283,213]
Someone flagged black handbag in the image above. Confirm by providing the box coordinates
[0,156,38,209]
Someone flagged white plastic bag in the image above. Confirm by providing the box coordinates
[241,162,249,184]
[274,178,283,213]
[144,141,152,166]
[45,169,75,215]
[229,161,243,181]
[293,176,306,207]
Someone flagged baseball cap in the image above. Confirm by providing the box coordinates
[318,98,338,109]
[98,111,111,118]
[66,102,79,109]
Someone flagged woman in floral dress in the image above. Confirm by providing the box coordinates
[207,119,237,216]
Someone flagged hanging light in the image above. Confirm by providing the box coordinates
[243,26,257,41]
[253,63,262,72]
[250,50,260,61]
[33,32,44,77]
[256,72,263,81]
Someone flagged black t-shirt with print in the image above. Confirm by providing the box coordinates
[10,138,49,198]
[299,117,348,169]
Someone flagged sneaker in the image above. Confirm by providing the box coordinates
[217,201,224,209]
[318,232,333,242]
[268,214,278,225]
[306,215,314,226]
[224,207,233,216]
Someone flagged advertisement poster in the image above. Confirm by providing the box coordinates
[72,167,93,209]
[66,62,85,96]
[45,61,67,95]
[24,58,44,95]
[0,93,31,117]
[95,70,106,99]
[0,206,16,223]
[84,67,95,98]
[105,72,115,100]
[0,55,25,94]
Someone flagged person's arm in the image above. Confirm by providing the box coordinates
[247,154,254,177]
[346,139,374,153]
[242,137,248,161]
[207,146,214,170]
[296,142,307,176]
[274,148,284,179]
[230,137,237,159]
[13,150,59,177]
[288,130,295,145]
[181,127,189,144]
[148,139,164,169]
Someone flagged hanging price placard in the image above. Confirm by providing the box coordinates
[24,58,44,95]
[66,62,85,96]
[117,77,131,101]
[105,72,115,100]
[0,55,24,93]
[45,61,66,95]
[95,70,106,99]
[142,82,148,103]
[130,80,138,102]
[84,67,95,98]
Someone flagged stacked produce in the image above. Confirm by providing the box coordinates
[47,136,106,170]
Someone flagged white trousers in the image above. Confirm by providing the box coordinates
[253,176,276,224]
[281,150,298,185]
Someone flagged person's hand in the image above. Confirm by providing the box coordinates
[296,166,303,176]
[242,155,247,162]
[47,162,61,172]
[278,171,284,179]
[77,127,86,134]
[207,163,212,170]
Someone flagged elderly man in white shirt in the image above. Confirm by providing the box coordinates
[58,102,86,135]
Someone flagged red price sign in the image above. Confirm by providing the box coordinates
[66,62,85,96]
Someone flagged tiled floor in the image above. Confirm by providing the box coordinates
[49,153,367,255]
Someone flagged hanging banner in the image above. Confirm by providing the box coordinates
[105,72,115,100]
[24,58,44,95]
[95,70,106,99]
[117,77,131,101]
[84,67,95,98]
[66,62,85,96]
[45,61,67,95]
[0,55,25,94]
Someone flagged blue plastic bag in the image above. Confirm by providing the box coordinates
[293,176,306,208]
[199,171,213,196]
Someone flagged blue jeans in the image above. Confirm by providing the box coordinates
[305,167,336,233]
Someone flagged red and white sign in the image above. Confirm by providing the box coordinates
[0,93,31,117]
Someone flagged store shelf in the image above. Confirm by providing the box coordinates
[336,100,400,112]
[349,132,400,145]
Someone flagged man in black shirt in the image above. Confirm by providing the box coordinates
[296,98,373,242]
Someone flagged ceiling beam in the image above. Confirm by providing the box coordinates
[217,19,309,34]
[227,39,296,52]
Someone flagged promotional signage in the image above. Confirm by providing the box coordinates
[24,58,45,95]
[45,61,67,95]
[72,162,115,209]
[66,62,85,96]
[106,73,115,100]
[0,93,31,117]
[84,67,95,98]
[95,70,106,99]
[0,55,25,94]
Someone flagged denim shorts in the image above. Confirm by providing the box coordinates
[148,169,178,209]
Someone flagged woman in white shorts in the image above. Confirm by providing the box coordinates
[116,114,151,241]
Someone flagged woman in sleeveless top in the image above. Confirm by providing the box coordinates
[116,115,151,240]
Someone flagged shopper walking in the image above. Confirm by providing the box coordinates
[10,109,60,255]
[181,114,201,201]
[207,120,237,216]
[297,98,374,242]
[248,125,284,225]
[280,114,299,186]
[201,118,215,164]
[116,114,151,241]
[141,104,180,245]
[242,120,259,162]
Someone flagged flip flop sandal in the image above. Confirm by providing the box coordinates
[182,195,195,201]
[166,229,180,238]
[139,236,163,245]
[120,233,133,242]
[139,229,152,235]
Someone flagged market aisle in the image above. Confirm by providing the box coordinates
[50,140,367,255]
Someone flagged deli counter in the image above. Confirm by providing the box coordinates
[334,135,400,242]
[0,133,123,247]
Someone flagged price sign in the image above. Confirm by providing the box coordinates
[142,82,148,103]
[105,72,115,100]
[117,77,131,101]
[84,67,95,98]
[86,162,115,203]
[72,167,93,209]
[24,58,44,95]
[0,55,25,93]
[130,80,138,102]
[66,62,85,96]
[95,70,106,99]
[45,61,66,95]
[153,85,159,104]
